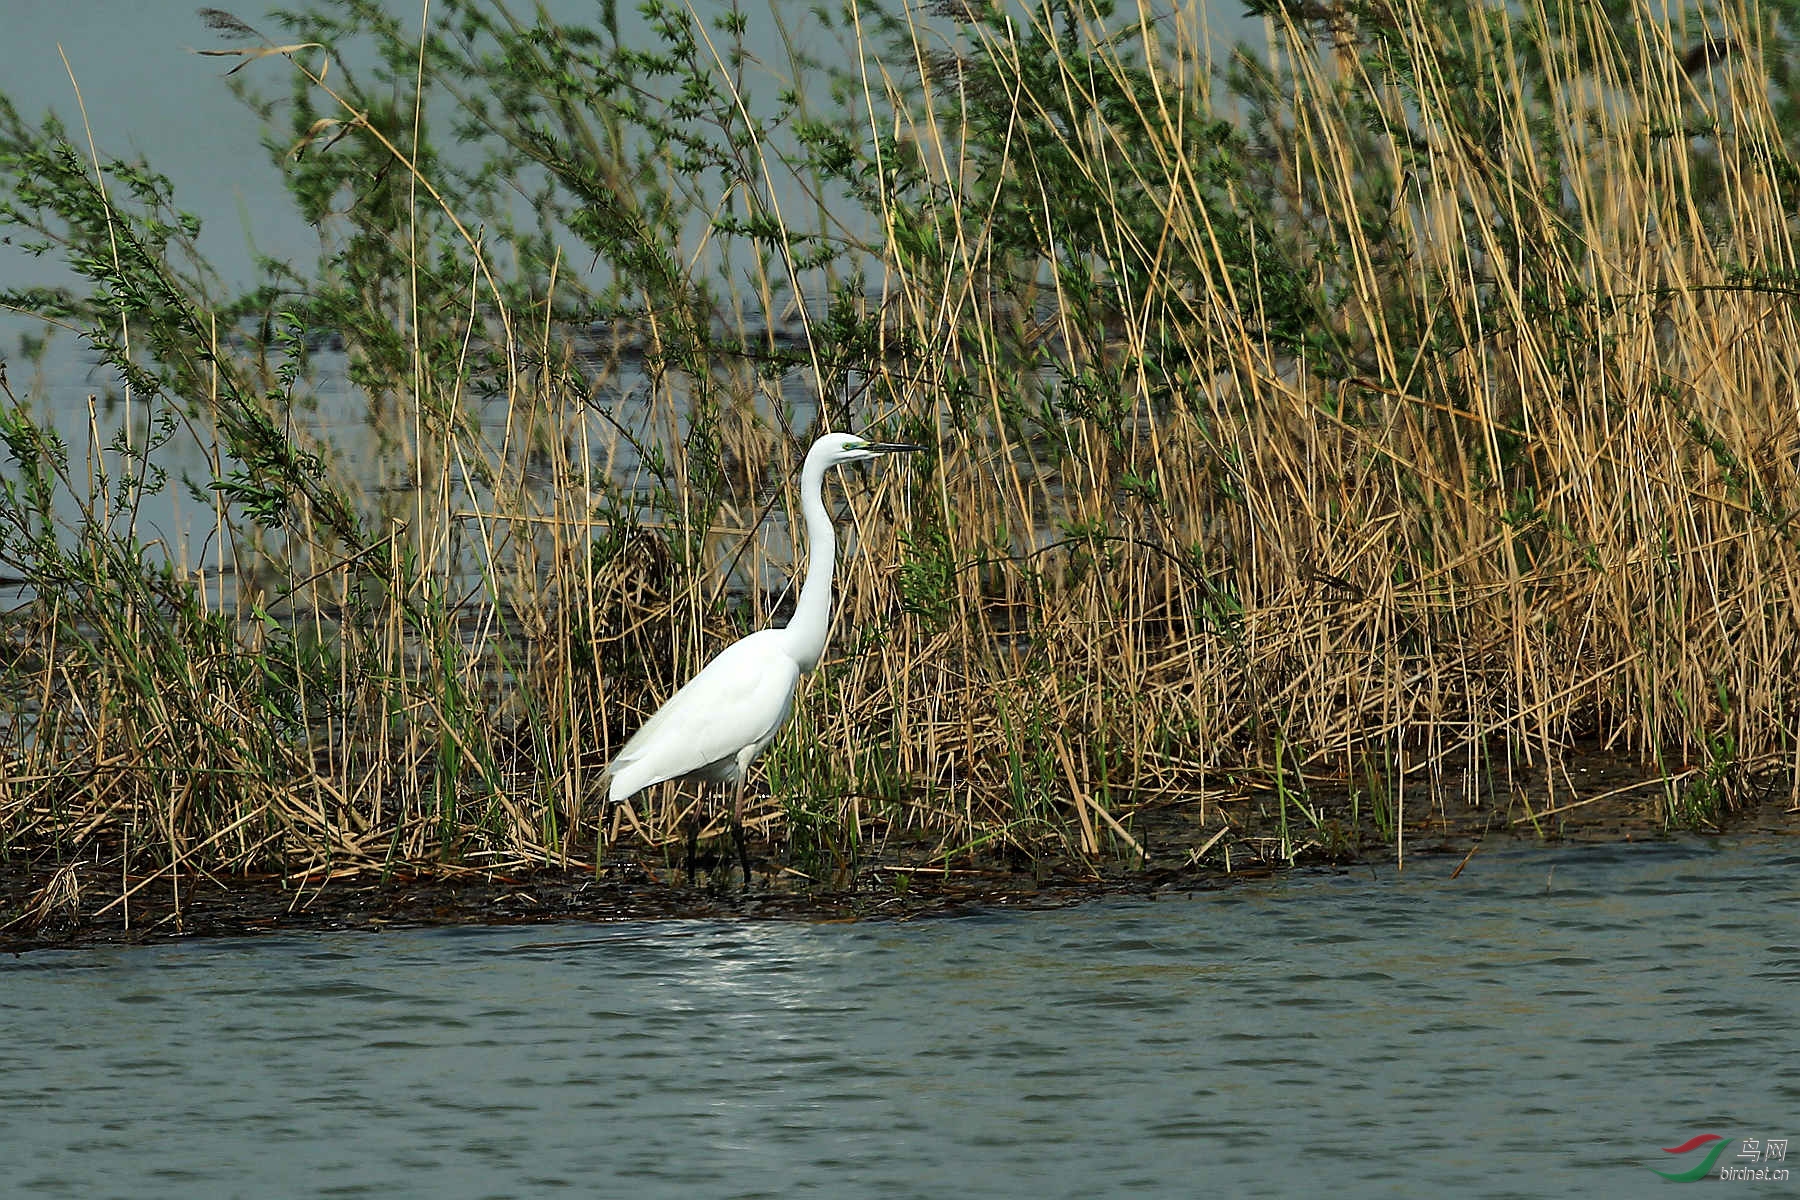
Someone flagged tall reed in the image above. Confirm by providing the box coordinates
[1,0,1795,920]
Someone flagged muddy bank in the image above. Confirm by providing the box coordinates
[6,768,1796,953]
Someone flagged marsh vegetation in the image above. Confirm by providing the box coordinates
[2,0,1797,931]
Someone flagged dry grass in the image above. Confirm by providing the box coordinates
[2,0,1797,917]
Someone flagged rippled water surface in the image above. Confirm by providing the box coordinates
[4,837,1795,1198]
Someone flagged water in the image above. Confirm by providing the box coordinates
[2,836,1795,1198]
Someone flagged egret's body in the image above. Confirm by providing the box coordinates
[606,432,921,884]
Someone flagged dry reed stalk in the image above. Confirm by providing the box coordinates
[4,0,1796,908]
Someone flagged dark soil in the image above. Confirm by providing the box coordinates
[5,754,1796,954]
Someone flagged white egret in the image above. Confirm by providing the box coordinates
[605,431,923,886]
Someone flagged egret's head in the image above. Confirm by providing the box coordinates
[811,431,926,466]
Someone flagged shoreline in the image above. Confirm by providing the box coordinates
[6,791,1795,954]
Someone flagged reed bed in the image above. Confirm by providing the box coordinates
[1,0,1797,920]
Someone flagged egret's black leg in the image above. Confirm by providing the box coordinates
[732,776,751,892]
[731,817,750,892]
[685,814,699,885]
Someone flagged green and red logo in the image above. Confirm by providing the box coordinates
[1653,1133,1790,1182]
[1654,1134,1733,1182]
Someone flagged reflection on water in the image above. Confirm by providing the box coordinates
[2,836,1795,1198]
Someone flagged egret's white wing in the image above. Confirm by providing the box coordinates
[608,630,801,799]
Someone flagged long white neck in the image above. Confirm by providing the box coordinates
[780,446,837,672]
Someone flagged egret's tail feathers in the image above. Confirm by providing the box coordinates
[606,757,661,807]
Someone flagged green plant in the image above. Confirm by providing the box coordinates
[2,0,1798,923]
